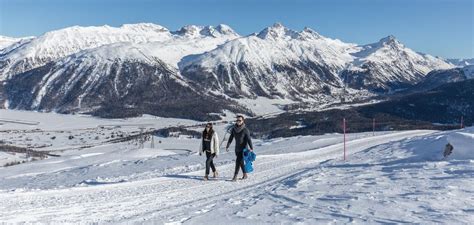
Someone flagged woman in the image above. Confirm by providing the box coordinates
[199,123,219,180]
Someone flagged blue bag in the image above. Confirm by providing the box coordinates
[243,148,256,173]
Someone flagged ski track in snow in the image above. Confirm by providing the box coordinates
[0,130,437,223]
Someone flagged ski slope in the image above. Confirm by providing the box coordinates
[0,110,473,224]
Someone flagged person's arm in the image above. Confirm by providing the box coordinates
[214,133,220,156]
[226,130,234,150]
[199,138,203,155]
[246,128,253,151]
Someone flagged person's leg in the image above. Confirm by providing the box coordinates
[210,153,216,172]
[233,150,243,180]
[209,153,218,178]
[205,152,212,176]
[240,154,246,174]
[234,154,241,176]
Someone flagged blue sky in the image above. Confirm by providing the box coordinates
[0,0,472,58]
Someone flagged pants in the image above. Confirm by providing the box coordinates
[205,151,216,175]
[234,149,246,176]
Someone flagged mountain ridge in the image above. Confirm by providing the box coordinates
[0,22,461,120]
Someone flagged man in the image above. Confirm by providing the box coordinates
[226,115,253,181]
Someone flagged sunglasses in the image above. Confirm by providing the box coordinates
[236,120,243,122]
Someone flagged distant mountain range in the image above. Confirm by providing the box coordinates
[0,23,470,120]
[447,58,474,67]
[248,78,474,138]
[412,65,474,92]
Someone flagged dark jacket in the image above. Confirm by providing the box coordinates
[226,124,253,151]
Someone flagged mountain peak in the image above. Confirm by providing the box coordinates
[215,24,238,36]
[175,24,239,38]
[447,58,474,67]
[271,22,285,29]
[257,22,299,40]
[300,27,322,39]
[201,24,239,37]
[378,35,401,46]
[176,25,203,36]
[120,23,169,32]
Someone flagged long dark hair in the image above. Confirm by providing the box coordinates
[202,123,214,140]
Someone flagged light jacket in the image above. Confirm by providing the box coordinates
[199,132,220,155]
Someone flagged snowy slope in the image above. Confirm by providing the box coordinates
[463,64,474,79]
[415,64,474,91]
[0,109,198,131]
[4,47,184,112]
[0,35,34,51]
[1,108,472,223]
[447,58,474,67]
[0,36,19,50]
[349,36,452,75]
[180,23,360,99]
[2,24,246,117]
[0,128,432,222]
[3,48,250,119]
[342,35,453,91]
[181,23,357,70]
[2,127,472,223]
[0,23,239,80]
[0,109,199,164]
[181,24,453,99]
[67,27,240,68]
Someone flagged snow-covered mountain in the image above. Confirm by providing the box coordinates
[414,65,474,91]
[1,23,246,119]
[342,35,453,92]
[181,23,453,99]
[4,41,250,120]
[0,23,239,80]
[0,35,35,55]
[0,22,460,119]
[447,58,474,67]
[464,64,474,78]
[180,23,359,100]
[0,35,34,50]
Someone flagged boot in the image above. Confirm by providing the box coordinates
[203,175,209,181]
[231,175,238,182]
[212,171,218,178]
[241,173,248,180]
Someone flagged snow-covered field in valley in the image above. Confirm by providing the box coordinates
[0,109,472,224]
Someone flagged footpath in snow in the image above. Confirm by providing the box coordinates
[2,128,472,223]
